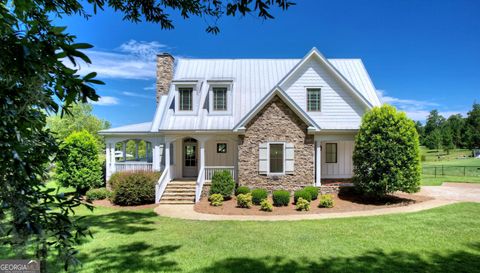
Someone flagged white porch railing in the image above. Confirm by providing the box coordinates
[115,162,153,172]
[195,167,205,202]
[155,167,170,203]
[204,166,235,181]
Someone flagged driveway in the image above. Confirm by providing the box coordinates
[418,183,480,202]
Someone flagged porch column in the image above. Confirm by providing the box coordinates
[315,140,321,186]
[105,141,111,182]
[122,141,126,161]
[199,139,205,172]
[134,140,139,160]
[164,140,171,177]
[152,139,161,171]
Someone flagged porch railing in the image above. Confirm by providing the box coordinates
[115,162,152,172]
[155,167,170,203]
[195,167,205,202]
[204,166,235,181]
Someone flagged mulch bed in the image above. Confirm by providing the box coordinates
[91,199,158,210]
[194,192,433,215]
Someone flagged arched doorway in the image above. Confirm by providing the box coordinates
[182,137,198,177]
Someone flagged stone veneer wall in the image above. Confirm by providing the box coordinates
[156,53,174,103]
[238,96,315,192]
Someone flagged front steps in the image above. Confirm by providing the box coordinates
[159,180,196,204]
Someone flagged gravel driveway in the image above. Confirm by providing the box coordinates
[418,183,480,202]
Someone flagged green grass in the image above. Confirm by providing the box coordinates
[3,202,474,272]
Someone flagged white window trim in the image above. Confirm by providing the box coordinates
[305,87,322,112]
[267,142,286,175]
[175,84,198,115]
[208,83,233,115]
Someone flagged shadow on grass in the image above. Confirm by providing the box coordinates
[197,244,480,273]
[337,188,415,206]
[76,242,181,272]
[82,210,158,234]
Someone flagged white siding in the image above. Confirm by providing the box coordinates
[205,139,235,167]
[321,140,354,179]
[281,59,365,129]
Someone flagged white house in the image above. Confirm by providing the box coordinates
[100,48,382,204]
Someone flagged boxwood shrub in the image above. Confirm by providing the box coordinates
[304,186,319,200]
[110,171,161,206]
[235,186,250,196]
[272,190,290,206]
[251,188,268,205]
[209,170,235,199]
[294,189,312,204]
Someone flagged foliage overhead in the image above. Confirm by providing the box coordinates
[353,104,421,198]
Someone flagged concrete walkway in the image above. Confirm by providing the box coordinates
[154,183,479,221]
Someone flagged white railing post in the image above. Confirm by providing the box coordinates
[315,140,321,186]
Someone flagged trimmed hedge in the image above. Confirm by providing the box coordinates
[109,171,161,206]
[209,170,235,199]
[235,186,250,196]
[85,188,111,201]
[251,188,268,205]
[272,190,290,206]
[294,189,312,204]
[304,186,319,200]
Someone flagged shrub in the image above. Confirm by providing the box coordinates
[295,197,310,211]
[251,188,268,205]
[237,193,252,208]
[56,130,103,193]
[85,188,112,201]
[235,186,250,196]
[110,171,161,206]
[304,186,319,200]
[294,189,312,204]
[209,194,223,206]
[209,170,235,199]
[260,199,273,212]
[353,105,421,198]
[318,194,334,208]
[272,190,290,206]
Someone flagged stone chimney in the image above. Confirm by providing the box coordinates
[156,53,174,103]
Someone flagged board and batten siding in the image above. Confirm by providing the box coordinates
[321,140,354,179]
[281,58,365,129]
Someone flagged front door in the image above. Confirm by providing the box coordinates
[183,139,198,177]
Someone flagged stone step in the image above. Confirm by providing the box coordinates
[161,195,195,200]
[163,192,195,197]
[159,200,195,204]
[164,188,196,192]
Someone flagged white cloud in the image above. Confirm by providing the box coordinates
[118,40,167,60]
[122,91,154,99]
[90,96,119,106]
[143,83,156,90]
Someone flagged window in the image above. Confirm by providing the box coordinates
[326,143,337,163]
[307,88,321,111]
[269,144,284,173]
[179,88,193,111]
[216,143,227,153]
[213,87,227,111]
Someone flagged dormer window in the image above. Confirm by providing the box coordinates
[213,87,227,111]
[307,88,321,111]
[179,87,193,111]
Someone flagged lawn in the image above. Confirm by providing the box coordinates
[4,202,472,272]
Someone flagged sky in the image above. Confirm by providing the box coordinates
[56,0,480,127]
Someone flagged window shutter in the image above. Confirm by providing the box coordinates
[285,143,295,174]
[258,143,268,175]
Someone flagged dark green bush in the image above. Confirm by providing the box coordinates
[353,105,421,198]
[294,189,312,204]
[237,193,252,208]
[56,130,103,193]
[251,188,268,205]
[85,188,112,201]
[304,186,319,200]
[209,170,235,199]
[272,190,290,206]
[318,194,334,208]
[110,171,161,206]
[235,186,250,196]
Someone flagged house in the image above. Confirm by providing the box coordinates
[99,48,382,204]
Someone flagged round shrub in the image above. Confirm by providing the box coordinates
[251,188,268,205]
[85,188,112,201]
[237,193,252,208]
[295,197,310,211]
[209,170,235,199]
[56,130,103,193]
[235,186,250,196]
[353,105,421,198]
[110,171,161,206]
[209,194,223,206]
[318,194,334,208]
[294,189,312,204]
[272,190,290,206]
[304,186,319,200]
[260,199,273,212]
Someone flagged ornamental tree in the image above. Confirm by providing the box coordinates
[353,104,421,198]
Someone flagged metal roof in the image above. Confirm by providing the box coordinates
[99,122,152,134]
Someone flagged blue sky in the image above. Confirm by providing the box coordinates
[57,0,480,127]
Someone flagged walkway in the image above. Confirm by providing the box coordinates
[154,183,479,221]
